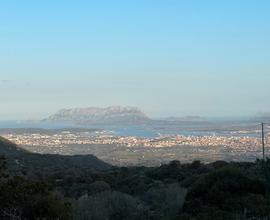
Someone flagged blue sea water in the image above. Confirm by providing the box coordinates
[0,121,260,138]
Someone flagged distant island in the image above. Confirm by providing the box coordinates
[42,106,211,126]
[43,106,150,125]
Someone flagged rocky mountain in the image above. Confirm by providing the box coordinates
[44,106,150,125]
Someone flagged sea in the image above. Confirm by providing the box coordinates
[0,121,261,138]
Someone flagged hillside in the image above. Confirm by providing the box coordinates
[0,136,111,174]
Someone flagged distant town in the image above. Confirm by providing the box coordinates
[2,131,265,149]
[2,128,269,166]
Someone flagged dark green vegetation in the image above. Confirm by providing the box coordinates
[1,137,270,219]
[0,136,111,174]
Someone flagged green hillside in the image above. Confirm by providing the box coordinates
[0,136,111,174]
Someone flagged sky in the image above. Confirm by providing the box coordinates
[0,0,270,119]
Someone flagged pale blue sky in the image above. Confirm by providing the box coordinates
[0,0,270,119]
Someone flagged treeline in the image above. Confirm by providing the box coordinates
[1,154,270,220]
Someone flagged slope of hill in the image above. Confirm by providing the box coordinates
[0,136,111,174]
[43,106,150,125]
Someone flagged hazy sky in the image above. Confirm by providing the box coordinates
[0,0,270,119]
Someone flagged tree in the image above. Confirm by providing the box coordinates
[0,157,71,219]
